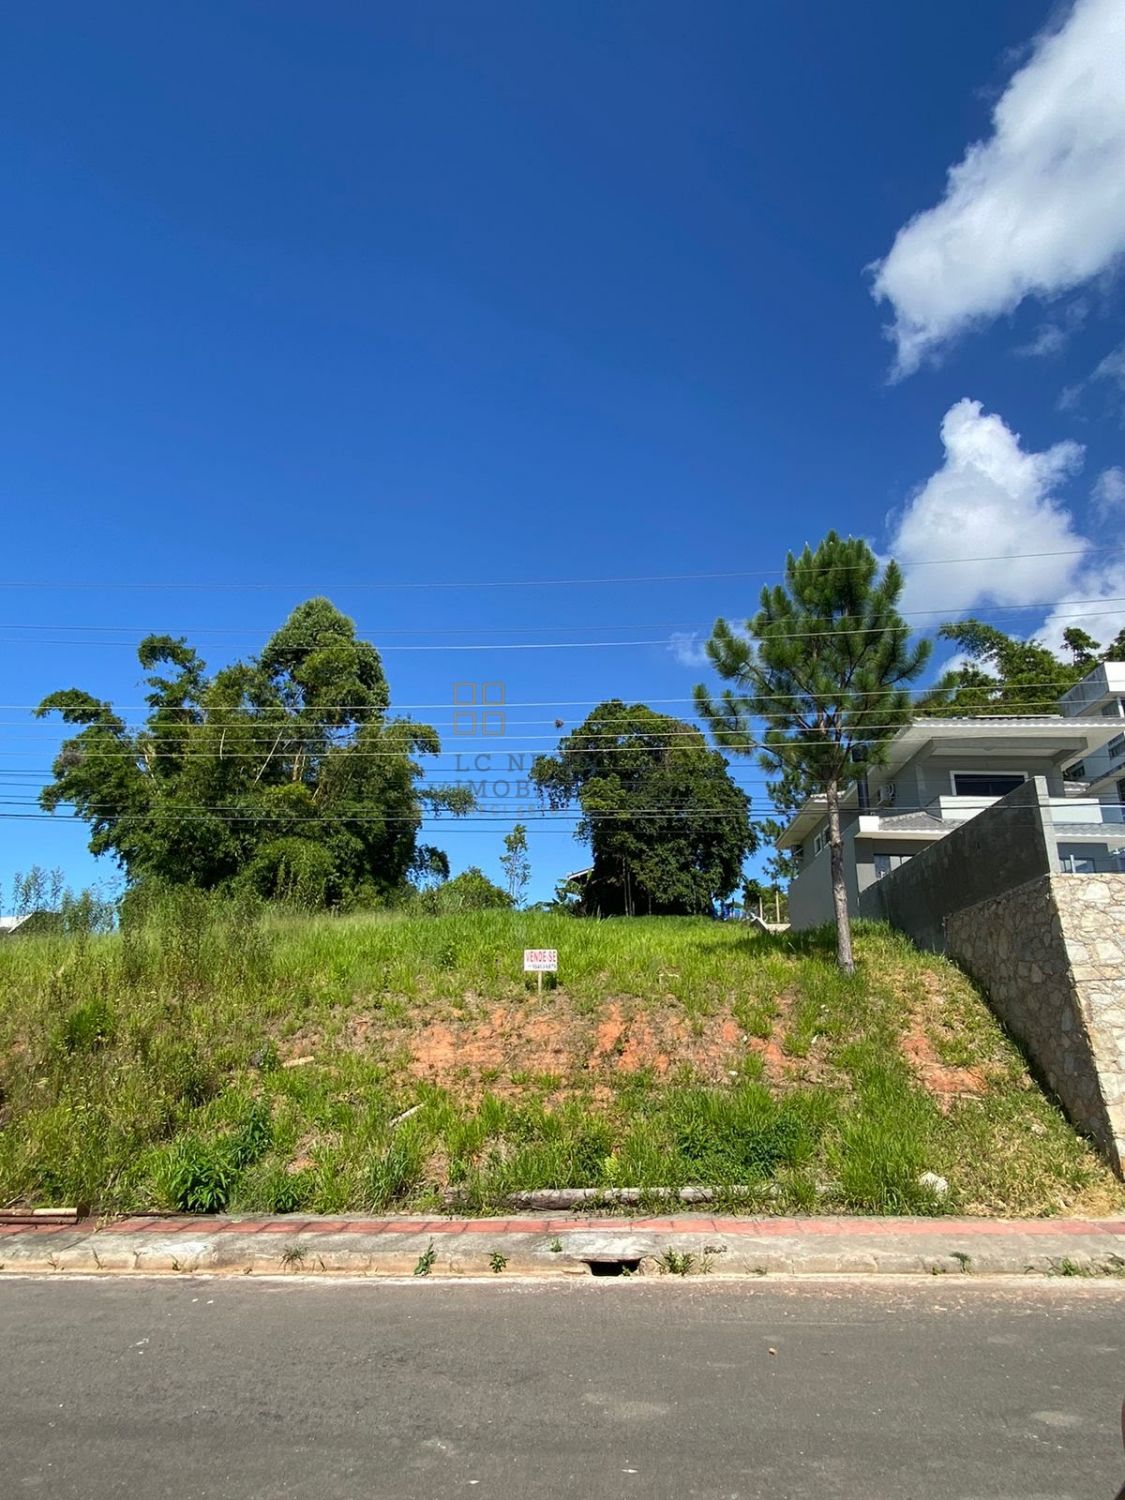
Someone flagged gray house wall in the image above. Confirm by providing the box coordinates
[856,778,1058,952]
[788,828,861,930]
[905,753,1065,807]
[853,837,939,896]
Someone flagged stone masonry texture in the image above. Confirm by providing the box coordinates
[945,873,1125,1174]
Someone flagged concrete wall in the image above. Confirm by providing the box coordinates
[945,874,1125,1174]
[856,778,1057,952]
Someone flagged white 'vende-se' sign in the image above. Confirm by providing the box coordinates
[523,949,558,973]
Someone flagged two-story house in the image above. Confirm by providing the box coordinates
[1058,660,1125,806]
[777,663,1125,931]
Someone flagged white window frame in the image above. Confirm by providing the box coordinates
[947,770,1028,798]
[812,829,827,857]
[872,851,911,881]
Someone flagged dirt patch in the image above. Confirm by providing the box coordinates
[743,989,835,1088]
[748,1034,791,1081]
[407,1003,578,1095]
[401,995,757,1097]
[900,974,990,1108]
[900,1024,989,1108]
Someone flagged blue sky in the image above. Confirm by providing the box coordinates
[2,0,1124,905]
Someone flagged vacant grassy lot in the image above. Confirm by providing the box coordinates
[0,900,1120,1218]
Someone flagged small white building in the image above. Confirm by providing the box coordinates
[0,912,54,939]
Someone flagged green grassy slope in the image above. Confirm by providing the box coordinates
[0,903,1119,1218]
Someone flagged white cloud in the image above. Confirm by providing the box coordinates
[870,0,1125,376]
[1094,339,1125,390]
[1016,324,1069,358]
[668,632,710,668]
[1015,299,1088,358]
[1039,556,1125,654]
[889,398,1087,613]
[1093,464,1125,514]
[1048,337,1125,413]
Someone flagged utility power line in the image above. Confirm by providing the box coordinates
[2,593,1121,637]
[2,602,1122,652]
[0,802,1107,825]
[0,542,1119,592]
[1,678,1106,715]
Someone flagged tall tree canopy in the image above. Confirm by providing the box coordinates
[920,619,1125,716]
[695,533,929,972]
[530,700,756,917]
[36,598,471,906]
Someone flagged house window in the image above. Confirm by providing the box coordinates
[1060,852,1096,874]
[873,851,911,881]
[1065,760,1086,781]
[1110,734,1125,761]
[951,772,1026,798]
[1117,778,1125,805]
[812,830,827,857]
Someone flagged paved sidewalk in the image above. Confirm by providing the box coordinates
[2,1212,1125,1277]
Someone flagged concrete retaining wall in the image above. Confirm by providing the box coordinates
[857,778,1057,952]
[945,874,1125,1175]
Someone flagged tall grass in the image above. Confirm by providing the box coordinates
[0,896,1117,1217]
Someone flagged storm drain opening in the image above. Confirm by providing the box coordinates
[583,1258,642,1277]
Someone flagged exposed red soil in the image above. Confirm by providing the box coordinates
[397,997,757,1098]
[279,971,992,1111]
[899,974,991,1109]
[900,1024,989,1109]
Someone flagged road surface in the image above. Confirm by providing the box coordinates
[2,1276,1122,1499]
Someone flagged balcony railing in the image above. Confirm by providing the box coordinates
[921,793,1125,826]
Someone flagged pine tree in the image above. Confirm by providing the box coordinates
[695,532,929,972]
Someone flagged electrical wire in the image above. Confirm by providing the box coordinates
[0,542,1119,591]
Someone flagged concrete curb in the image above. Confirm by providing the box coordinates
[2,1214,1124,1279]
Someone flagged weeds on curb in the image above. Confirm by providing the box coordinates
[413,1241,437,1277]
[1042,1255,1125,1278]
[659,1249,697,1277]
[488,1251,508,1274]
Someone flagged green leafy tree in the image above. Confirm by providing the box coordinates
[499,823,531,907]
[922,620,1125,715]
[1061,627,1100,668]
[530,700,756,917]
[36,598,471,907]
[695,533,929,972]
[430,866,513,912]
[918,619,1084,716]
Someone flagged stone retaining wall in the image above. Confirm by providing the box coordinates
[945,874,1125,1174]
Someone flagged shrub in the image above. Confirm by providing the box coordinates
[367,1128,427,1209]
[60,996,114,1054]
[153,1139,238,1213]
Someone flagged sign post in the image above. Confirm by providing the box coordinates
[523,948,558,996]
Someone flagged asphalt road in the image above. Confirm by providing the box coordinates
[2,1277,1123,1500]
